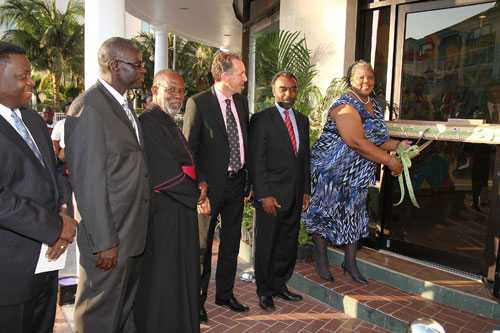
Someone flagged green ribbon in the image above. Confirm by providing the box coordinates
[394,143,420,208]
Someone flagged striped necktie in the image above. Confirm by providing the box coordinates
[11,110,45,167]
[284,110,297,156]
[122,102,140,144]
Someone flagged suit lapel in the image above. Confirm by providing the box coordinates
[0,111,49,175]
[209,87,227,139]
[271,106,296,157]
[294,109,308,157]
[234,95,248,148]
[96,81,140,145]
[21,109,56,182]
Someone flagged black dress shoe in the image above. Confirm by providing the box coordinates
[259,295,275,311]
[274,290,303,301]
[314,261,335,282]
[341,262,369,285]
[215,296,249,312]
[200,306,208,324]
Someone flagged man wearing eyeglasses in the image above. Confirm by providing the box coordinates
[133,69,206,332]
[65,37,151,333]
[183,52,251,322]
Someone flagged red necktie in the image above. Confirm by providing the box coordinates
[284,110,297,156]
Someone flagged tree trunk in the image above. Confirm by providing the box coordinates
[53,75,61,109]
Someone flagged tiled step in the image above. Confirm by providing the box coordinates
[288,247,500,332]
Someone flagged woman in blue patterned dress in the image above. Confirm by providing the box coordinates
[302,60,409,284]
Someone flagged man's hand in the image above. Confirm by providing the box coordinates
[197,198,211,215]
[45,238,69,261]
[245,189,254,203]
[261,196,281,216]
[59,212,77,243]
[302,194,310,212]
[95,246,118,271]
[197,181,208,204]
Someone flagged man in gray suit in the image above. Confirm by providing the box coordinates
[0,41,77,332]
[65,37,151,333]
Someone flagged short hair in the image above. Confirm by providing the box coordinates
[152,68,181,86]
[271,71,297,86]
[61,102,72,112]
[345,60,374,87]
[42,105,54,113]
[98,37,140,73]
[0,41,26,72]
[211,52,242,81]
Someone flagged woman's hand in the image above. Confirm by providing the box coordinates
[387,155,403,176]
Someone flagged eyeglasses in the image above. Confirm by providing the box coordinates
[115,59,145,68]
[156,84,186,95]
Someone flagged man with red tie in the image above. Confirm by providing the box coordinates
[249,71,311,311]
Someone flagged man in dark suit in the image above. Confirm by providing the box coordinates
[249,71,311,311]
[183,52,250,322]
[469,80,500,210]
[65,37,151,333]
[0,41,77,332]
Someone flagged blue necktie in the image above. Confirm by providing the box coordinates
[11,110,46,168]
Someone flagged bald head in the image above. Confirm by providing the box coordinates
[151,69,186,117]
[98,37,140,74]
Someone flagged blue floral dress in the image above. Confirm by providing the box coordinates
[302,93,389,245]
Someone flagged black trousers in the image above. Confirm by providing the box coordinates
[254,197,301,297]
[0,271,58,333]
[200,171,245,306]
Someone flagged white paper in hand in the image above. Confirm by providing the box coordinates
[35,243,67,274]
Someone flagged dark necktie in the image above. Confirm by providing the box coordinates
[11,110,45,167]
[492,104,499,124]
[284,110,297,156]
[225,99,241,171]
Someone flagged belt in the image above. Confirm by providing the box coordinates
[227,168,245,179]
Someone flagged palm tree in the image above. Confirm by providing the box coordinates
[0,0,84,108]
[253,30,319,116]
[133,32,220,104]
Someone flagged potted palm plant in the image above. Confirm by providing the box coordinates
[296,222,313,262]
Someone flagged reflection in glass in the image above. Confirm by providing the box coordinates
[392,2,500,268]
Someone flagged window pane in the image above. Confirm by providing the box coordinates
[400,2,499,121]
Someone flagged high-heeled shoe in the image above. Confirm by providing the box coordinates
[341,262,368,285]
[314,261,335,282]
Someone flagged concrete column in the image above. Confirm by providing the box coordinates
[84,0,126,89]
[154,25,169,75]
[280,0,357,93]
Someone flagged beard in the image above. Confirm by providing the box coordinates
[278,99,295,110]
[162,98,183,117]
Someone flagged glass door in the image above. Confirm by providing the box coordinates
[385,0,500,274]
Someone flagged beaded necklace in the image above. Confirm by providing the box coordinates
[350,89,370,105]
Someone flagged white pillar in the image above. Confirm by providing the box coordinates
[154,25,169,75]
[84,0,126,89]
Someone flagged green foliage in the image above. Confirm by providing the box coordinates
[132,32,221,107]
[254,30,319,116]
[241,202,254,231]
[0,0,84,107]
[298,222,313,246]
[253,30,349,147]
[308,77,349,145]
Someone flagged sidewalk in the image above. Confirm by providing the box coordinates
[54,239,387,332]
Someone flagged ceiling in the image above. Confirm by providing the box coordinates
[126,0,243,51]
